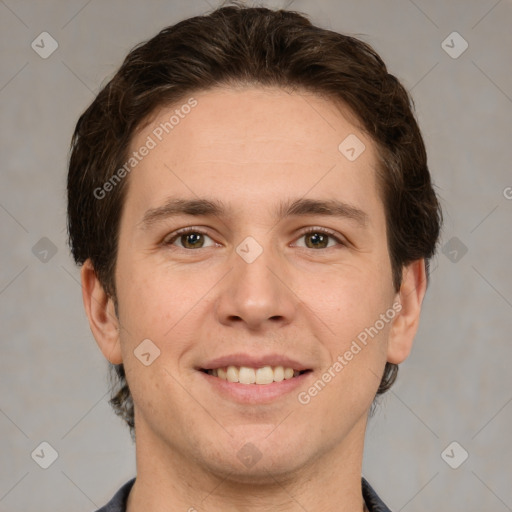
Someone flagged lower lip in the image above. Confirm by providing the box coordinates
[199,371,312,404]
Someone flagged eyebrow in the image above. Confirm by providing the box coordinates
[139,197,369,229]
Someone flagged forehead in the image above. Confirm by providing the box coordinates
[142,86,365,163]
[126,86,383,222]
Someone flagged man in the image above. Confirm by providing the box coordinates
[67,3,442,511]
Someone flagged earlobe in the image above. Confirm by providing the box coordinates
[81,260,123,365]
[386,259,427,365]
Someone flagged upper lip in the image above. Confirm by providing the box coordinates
[199,353,312,371]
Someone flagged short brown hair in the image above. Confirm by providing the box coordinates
[67,3,442,438]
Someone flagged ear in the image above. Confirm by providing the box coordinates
[81,259,123,365]
[386,259,427,364]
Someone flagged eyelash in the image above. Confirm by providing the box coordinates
[163,226,347,250]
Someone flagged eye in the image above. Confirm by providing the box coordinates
[163,227,345,250]
[293,228,345,250]
[164,228,216,249]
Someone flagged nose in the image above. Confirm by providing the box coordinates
[214,242,297,331]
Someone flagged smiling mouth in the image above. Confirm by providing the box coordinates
[200,365,311,385]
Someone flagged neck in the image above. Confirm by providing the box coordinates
[127,416,368,512]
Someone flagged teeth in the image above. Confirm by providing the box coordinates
[226,366,239,383]
[239,366,256,384]
[207,365,302,384]
[273,366,284,382]
[255,366,274,384]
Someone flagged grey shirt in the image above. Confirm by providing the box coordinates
[95,477,392,511]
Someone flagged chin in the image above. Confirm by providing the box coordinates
[203,453,310,485]
[195,429,313,482]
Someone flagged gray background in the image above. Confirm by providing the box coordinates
[1,0,511,510]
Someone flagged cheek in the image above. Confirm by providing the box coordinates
[117,262,181,334]
[293,261,394,406]
[116,261,214,372]
[295,262,391,340]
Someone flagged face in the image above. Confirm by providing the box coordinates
[99,86,406,481]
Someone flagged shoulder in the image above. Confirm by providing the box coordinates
[94,478,136,512]
[362,477,393,512]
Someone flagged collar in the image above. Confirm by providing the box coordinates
[96,476,392,511]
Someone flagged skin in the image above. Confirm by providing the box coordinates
[81,86,426,512]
